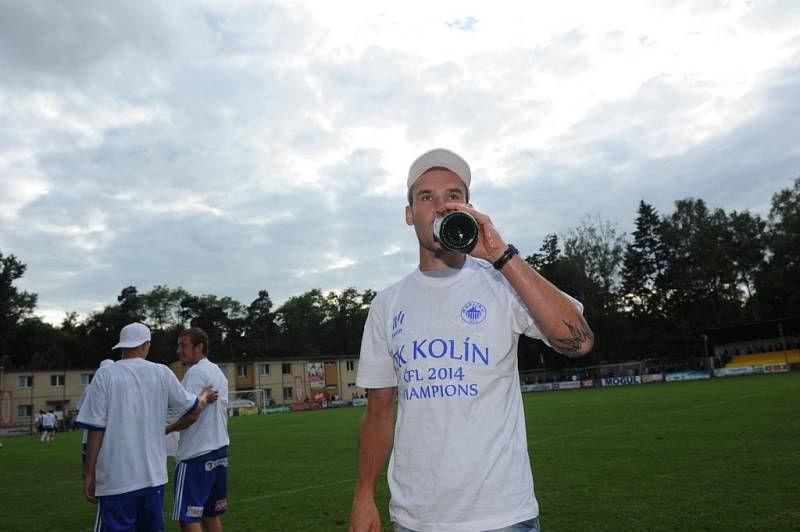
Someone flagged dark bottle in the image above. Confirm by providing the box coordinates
[433,211,479,253]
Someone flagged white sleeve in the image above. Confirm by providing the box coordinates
[75,371,108,430]
[505,277,584,344]
[165,367,198,416]
[356,299,398,389]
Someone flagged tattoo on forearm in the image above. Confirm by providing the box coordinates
[550,320,594,357]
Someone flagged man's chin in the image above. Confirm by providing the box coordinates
[433,246,461,257]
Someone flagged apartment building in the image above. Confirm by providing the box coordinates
[1,355,365,433]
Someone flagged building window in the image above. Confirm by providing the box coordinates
[238,365,248,377]
[51,375,65,387]
[282,363,291,375]
[263,388,272,400]
[18,376,33,388]
[80,373,91,386]
[346,360,355,372]
[18,405,33,417]
[260,364,270,376]
[283,387,293,400]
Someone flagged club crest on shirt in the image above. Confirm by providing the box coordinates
[392,310,405,338]
[461,301,487,324]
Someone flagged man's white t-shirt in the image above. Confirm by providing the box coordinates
[175,358,230,461]
[76,357,198,496]
[43,412,55,428]
[357,256,583,532]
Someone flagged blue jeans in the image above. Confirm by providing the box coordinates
[394,516,541,532]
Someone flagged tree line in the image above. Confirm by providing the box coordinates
[1,177,798,372]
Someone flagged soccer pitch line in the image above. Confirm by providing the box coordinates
[237,477,356,504]
[527,390,766,446]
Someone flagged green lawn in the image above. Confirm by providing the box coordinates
[1,372,797,531]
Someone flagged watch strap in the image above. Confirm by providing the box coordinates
[492,244,519,270]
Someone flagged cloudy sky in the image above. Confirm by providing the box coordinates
[1,0,799,324]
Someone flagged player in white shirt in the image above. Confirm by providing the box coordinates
[166,327,230,532]
[41,410,56,442]
[77,322,218,532]
[349,149,594,532]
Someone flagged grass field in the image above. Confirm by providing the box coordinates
[1,372,798,531]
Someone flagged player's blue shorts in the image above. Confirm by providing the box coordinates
[94,484,165,532]
[172,446,228,522]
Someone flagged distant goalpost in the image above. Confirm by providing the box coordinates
[228,389,267,416]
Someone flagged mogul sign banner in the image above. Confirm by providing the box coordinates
[601,376,642,387]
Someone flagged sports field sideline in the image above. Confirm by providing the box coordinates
[1,372,797,531]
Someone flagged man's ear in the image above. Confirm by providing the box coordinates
[405,204,414,226]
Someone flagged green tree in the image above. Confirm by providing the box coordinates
[80,304,129,367]
[621,201,666,319]
[657,199,745,357]
[756,177,800,318]
[141,285,189,330]
[117,285,143,322]
[563,215,625,313]
[0,253,38,367]
[320,288,375,355]
[724,210,766,317]
[243,290,276,357]
[273,289,327,356]
[180,294,246,360]
[10,318,70,370]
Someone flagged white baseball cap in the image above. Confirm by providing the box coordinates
[407,148,471,190]
[112,322,151,349]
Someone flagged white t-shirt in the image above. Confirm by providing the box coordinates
[76,357,198,496]
[43,412,55,428]
[175,358,230,461]
[357,256,582,532]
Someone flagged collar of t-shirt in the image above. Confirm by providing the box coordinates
[414,256,475,286]
[189,358,210,370]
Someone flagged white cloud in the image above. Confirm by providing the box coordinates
[0,0,798,323]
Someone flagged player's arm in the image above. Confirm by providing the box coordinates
[349,386,396,532]
[166,384,217,434]
[497,253,594,357]
[84,429,105,504]
[446,202,594,358]
[165,409,200,434]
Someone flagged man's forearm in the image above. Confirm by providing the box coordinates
[354,392,395,497]
[84,429,105,503]
[166,410,200,434]
[501,255,594,357]
[85,429,104,476]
